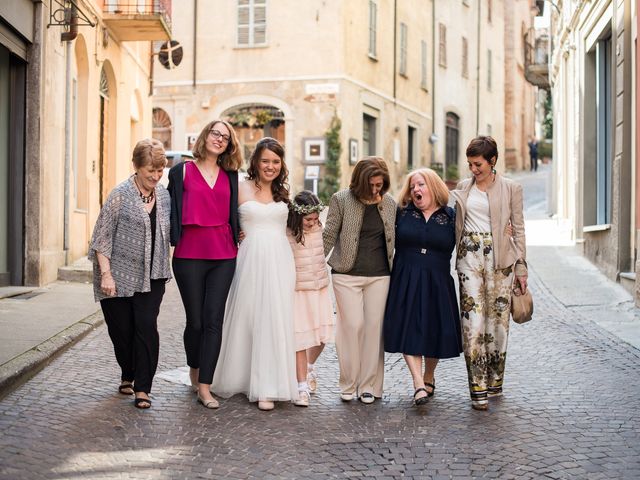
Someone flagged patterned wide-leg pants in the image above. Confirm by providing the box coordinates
[456,232,514,405]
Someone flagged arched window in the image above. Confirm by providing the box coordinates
[152,108,172,149]
[99,67,109,99]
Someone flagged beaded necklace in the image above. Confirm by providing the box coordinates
[134,176,155,204]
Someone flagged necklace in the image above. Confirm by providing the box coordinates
[134,177,155,204]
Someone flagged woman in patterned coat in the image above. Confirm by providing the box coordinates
[452,136,527,411]
[89,138,171,409]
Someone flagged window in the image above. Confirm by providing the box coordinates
[368,1,377,58]
[439,23,447,68]
[445,112,460,180]
[363,113,377,156]
[152,108,172,149]
[487,48,492,90]
[399,23,408,76]
[420,40,428,89]
[462,37,468,78]
[407,126,417,170]
[595,37,612,224]
[237,0,267,47]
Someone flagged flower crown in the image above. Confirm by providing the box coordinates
[290,201,325,215]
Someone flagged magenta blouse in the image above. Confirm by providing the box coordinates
[173,162,238,260]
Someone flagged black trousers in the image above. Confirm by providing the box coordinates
[100,279,166,394]
[530,154,538,171]
[172,257,236,384]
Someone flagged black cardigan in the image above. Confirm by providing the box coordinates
[167,161,240,247]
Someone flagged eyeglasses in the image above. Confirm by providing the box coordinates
[209,129,231,143]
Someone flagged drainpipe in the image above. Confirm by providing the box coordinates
[193,0,198,90]
[392,0,397,102]
[430,0,436,166]
[475,0,481,136]
[63,5,78,264]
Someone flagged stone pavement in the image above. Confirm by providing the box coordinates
[0,164,639,479]
[0,281,101,393]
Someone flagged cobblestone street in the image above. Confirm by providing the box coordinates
[1,170,640,479]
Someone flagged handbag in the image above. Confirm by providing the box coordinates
[511,282,533,324]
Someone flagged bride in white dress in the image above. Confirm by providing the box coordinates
[212,137,298,410]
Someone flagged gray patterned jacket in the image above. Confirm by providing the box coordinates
[323,189,396,273]
[89,176,172,301]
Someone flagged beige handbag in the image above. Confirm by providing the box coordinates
[511,282,533,324]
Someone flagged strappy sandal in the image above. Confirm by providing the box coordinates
[413,387,429,406]
[134,397,152,409]
[118,382,134,395]
[425,381,436,398]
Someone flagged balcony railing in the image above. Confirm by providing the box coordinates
[524,27,550,89]
[102,1,171,41]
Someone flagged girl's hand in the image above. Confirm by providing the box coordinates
[238,230,246,243]
[101,272,116,297]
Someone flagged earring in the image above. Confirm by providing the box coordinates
[491,164,496,174]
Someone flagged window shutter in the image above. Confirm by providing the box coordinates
[439,23,447,67]
[399,23,407,76]
[462,37,468,78]
[421,40,427,88]
[237,0,267,46]
[369,1,377,57]
[237,3,250,45]
[254,3,267,44]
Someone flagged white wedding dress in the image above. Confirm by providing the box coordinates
[212,200,298,402]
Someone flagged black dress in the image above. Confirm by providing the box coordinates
[383,204,462,358]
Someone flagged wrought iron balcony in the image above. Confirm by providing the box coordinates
[102,1,171,41]
[524,27,550,89]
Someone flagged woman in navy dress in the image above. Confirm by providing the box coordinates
[383,168,462,406]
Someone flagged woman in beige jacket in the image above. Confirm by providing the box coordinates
[323,157,396,404]
[452,136,528,411]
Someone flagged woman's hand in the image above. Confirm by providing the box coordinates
[505,224,514,237]
[515,274,528,294]
[238,230,246,243]
[101,272,116,297]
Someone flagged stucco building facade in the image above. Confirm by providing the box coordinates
[0,0,170,286]
[548,0,638,300]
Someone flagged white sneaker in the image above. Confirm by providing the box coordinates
[340,392,354,402]
[307,370,317,393]
[293,390,310,407]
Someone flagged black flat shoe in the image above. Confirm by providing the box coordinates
[134,397,152,409]
[413,387,429,406]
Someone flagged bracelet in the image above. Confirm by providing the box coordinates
[100,270,112,277]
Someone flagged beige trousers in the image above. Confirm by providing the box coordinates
[331,274,390,397]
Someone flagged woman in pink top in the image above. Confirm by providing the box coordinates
[167,120,243,409]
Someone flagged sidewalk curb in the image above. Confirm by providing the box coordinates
[0,309,104,399]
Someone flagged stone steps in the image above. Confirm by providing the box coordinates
[57,256,93,283]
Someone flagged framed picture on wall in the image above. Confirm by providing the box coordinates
[303,137,326,163]
[186,134,198,151]
[349,138,358,164]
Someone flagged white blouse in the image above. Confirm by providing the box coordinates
[463,185,491,233]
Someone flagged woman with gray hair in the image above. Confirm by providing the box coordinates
[89,138,171,409]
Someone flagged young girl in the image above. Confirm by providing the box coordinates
[286,191,336,407]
